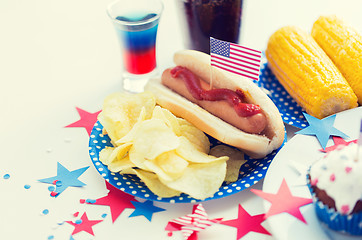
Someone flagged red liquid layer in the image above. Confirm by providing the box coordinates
[123,47,156,75]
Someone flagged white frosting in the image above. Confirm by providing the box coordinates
[310,143,362,214]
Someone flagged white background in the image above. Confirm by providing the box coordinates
[0,0,361,239]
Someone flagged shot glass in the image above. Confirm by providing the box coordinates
[107,0,163,93]
[175,0,243,54]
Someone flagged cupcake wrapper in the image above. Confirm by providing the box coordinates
[306,172,362,236]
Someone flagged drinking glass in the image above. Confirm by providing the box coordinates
[107,0,163,92]
[175,0,244,54]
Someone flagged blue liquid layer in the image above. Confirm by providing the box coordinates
[115,14,159,51]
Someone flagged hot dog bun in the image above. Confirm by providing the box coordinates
[144,50,285,158]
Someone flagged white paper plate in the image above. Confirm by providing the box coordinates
[262,107,362,240]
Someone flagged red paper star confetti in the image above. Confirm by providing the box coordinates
[65,107,101,136]
[165,204,222,240]
[251,179,312,224]
[85,181,137,223]
[220,204,271,239]
[66,212,102,236]
[320,136,357,153]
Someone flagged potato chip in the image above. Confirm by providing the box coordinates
[99,143,133,167]
[176,118,190,127]
[98,91,156,142]
[143,151,189,181]
[109,142,132,161]
[177,118,210,153]
[210,145,246,183]
[119,168,137,175]
[151,106,181,136]
[132,119,180,161]
[115,107,146,145]
[143,160,174,182]
[158,160,227,200]
[155,151,189,179]
[107,155,135,173]
[128,146,151,171]
[132,169,181,198]
[98,92,132,138]
[176,136,228,163]
[99,147,114,165]
[179,124,210,153]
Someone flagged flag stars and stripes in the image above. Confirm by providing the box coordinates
[210,37,262,81]
[210,38,230,57]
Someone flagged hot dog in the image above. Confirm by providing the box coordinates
[144,50,285,158]
[162,67,268,134]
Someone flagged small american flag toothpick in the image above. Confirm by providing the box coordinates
[210,37,262,81]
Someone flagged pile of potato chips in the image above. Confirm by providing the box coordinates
[97,92,246,200]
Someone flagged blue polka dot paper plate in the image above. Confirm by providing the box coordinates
[89,121,286,203]
[256,61,308,129]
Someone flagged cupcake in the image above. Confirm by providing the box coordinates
[307,143,362,235]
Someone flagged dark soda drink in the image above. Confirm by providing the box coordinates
[176,0,243,53]
[115,14,159,74]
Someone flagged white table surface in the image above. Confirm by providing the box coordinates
[1,0,361,239]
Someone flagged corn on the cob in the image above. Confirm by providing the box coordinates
[266,26,358,119]
[312,15,362,104]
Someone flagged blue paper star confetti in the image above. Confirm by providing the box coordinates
[296,113,348,149]
[129,200,165,221]
[38,162,89,197]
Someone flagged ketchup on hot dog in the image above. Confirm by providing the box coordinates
[162,66,267,134]
[170,66,262,118]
